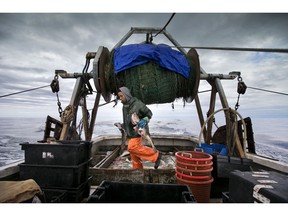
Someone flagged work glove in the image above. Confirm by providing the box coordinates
[138,117,149,128]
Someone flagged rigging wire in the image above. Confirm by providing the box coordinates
[153,13,176,38]
[1,84,287,100]
[171,46,288,53]
[198,87,288,96]
[247,86,288,96]
[198,89,211,94]
[0,85,50,98]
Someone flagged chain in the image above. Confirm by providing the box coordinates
[50,74,63,117]
[56,92,63,116]
[235,94,241,111]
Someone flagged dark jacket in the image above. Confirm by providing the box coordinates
[122,97,152,138]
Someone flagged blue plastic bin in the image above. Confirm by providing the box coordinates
[196,143,228,156]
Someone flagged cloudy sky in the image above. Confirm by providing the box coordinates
[0,11,287,131]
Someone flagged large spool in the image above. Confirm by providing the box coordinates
[93,44,200,104]
[93,46,111,102]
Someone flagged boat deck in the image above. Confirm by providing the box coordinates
[1,134,287,203]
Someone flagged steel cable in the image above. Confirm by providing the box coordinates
[0,85,50,98]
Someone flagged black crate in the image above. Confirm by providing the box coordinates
[20,141,91,166]
[210,155,253,198]
[41,177,92,203]
[19,159,90,188]
[41,189,68,203]
[65,178,91,203]
[229,170,288,203]
[212,155,253,178]
[87,181,196,203]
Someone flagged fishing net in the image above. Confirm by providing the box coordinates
[104,49,199,105]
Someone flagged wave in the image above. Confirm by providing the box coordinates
[0,135,25,166]
[1,117,288,166]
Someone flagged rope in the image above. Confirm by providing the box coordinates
[198,107,247,158]
[61,105,74,123]
[98,98,118,107]
[0,85,50,98]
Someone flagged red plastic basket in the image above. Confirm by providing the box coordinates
[175,151,212,165]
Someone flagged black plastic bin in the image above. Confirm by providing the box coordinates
[229,170,288,203]
[210,155,253,198]
[41,189,68,203]
[65,177,91,203]
[41,177,92,203]
[19,159,91,188]
[87,181,196,203]
[212,155,253,178]
[20,141,91,166]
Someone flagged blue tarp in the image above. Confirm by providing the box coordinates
[113,44,190,78]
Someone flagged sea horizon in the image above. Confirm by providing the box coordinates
[1,115,288,167]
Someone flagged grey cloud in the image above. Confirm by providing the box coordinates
[169,13,288,47]
[0,63,47,73]
[0,13,287,118]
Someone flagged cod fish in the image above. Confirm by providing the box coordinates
[131,112,157,152]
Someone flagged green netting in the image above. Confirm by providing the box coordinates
[105,49,198,105]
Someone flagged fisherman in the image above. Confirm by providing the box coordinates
[116,86,162,170]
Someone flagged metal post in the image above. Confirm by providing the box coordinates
[81,96,89,140]
[194,95,206,142]
[59,77,83,140]
[88,92,101,141]
[206,83,217,144]
[214,78,232,154]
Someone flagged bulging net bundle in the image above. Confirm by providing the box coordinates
[104,48,200,105]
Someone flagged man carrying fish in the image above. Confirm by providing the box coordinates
[115,86,162,170]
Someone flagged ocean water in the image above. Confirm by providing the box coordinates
[1,115,288,167]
